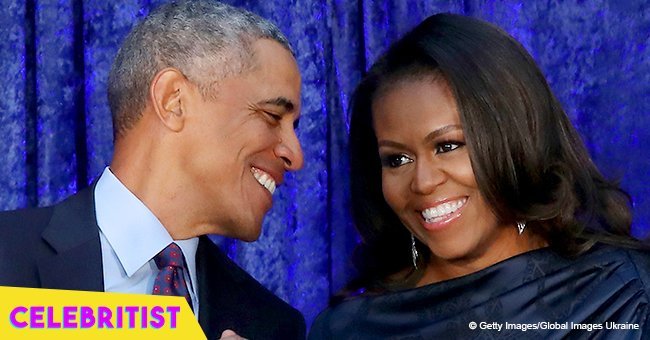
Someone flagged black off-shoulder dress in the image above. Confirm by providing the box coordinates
[309,244,650,339]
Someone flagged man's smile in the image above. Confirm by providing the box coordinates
[251,166,277,195]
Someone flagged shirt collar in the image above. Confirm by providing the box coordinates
[94,167,198,280]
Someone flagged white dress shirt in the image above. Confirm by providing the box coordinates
[94,167,199,316]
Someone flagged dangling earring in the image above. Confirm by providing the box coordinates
[517,221,526,235]
[411,234,419,270]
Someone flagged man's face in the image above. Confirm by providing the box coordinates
[178,39,303,241]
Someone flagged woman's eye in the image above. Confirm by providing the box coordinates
[435,142,462,154]
[382,154,413,168]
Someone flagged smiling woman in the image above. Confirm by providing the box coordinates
[373,75,546,285]
[309,13,650,339]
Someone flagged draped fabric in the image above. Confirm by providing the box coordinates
[0,0,648,328]
[309,245,650,339]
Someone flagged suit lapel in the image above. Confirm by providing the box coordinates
[197,236,222,337]
[197,236,246,338]
[38,186,104,292]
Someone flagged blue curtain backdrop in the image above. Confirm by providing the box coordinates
[0,0,648,328]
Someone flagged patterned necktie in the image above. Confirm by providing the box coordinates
[152,242,193,310]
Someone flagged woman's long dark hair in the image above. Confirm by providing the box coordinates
[343,13,638,299]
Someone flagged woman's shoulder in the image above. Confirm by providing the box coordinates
[580,243,650,293]
[308,301,359,339]
[615,245,650,289]
[585,242,649,265]
[307,244,650,338]
[308,290,392,339]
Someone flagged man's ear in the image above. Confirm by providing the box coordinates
[150,67,187,132]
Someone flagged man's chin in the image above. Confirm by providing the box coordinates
[237,232,262,243]
[199,220,262,242]
[230,223,263,242]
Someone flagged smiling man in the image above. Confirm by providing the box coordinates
[0,1,305,339]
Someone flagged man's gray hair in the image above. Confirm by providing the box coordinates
[107,0,293,139]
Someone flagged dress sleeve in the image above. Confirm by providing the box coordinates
[625,249,650,337]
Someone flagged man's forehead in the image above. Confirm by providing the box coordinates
[251,39,299,72]
[204,39,301,113]
[250,41,301,110]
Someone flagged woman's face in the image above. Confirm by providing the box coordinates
[372,77,529,278]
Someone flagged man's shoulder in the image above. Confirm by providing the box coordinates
[0,205,57,287]
[0,187,94,235]
[0,205,55,237]
[0,188,98,287]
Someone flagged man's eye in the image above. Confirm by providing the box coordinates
[435,142,463,154]
[381,154,413,168]
[265,111,282,121]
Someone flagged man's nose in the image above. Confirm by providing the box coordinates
[275,129,304,171]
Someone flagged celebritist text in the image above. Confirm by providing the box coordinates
[9,305,181,329]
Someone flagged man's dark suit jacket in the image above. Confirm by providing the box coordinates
[0,186,306,339]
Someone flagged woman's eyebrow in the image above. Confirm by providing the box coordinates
[423,124,462,143]
[377,125,462,149]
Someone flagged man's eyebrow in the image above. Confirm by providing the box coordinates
[257,97,295,113]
